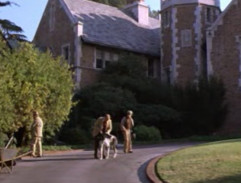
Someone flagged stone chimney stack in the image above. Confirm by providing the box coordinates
[124,0,149,26]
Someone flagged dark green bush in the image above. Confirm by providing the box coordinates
[0,132,8,147]
[134,125,162,142]
[67,54,227,141]
[59,128,91,145]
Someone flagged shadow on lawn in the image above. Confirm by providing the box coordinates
[192,174,241,183]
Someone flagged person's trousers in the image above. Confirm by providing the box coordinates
[123,129,132,153]
[31,137,42,157]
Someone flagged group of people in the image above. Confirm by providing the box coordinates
[29,110,135,159]
[92,110,134,159]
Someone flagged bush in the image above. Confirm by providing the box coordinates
[0,39,73,145]
[134,125,162,142]
[0,132,8,147]
[59,128,91,145]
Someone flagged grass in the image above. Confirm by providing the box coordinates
[156,139,241,183]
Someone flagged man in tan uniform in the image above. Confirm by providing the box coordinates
[31,110,43,157]
[120,110,134,153]
[92,114,112,159]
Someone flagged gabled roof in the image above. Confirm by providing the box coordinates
[61,0,160,57]
[208,0,236,32]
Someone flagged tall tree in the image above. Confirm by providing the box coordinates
[0,1,26,41]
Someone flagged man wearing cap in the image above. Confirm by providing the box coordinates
[120,110,134,153]
[92,114,112,159]
[30,110,43,157]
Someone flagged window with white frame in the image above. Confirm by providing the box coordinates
[49,2,56,31]
[181,29,192,47]
[62,44,70,64]
[95,49,119,69]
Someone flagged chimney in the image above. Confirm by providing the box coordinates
[124,0,149,26]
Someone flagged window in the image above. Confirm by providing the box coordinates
[162,10,170,28]
[49,3,55,31]
[181,29,192,47]
[62,44,70,64]
[162,66,171,85]
[206,7,216,24]
[148,59,154,77]
[236,36,241,88]
[96,50,103,69]
[95,49,118,69]
[206,7,211,23]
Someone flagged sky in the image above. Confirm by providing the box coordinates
[0,0,232,41]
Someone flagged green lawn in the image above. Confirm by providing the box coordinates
[156,139,241,183]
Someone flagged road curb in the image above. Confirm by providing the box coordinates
[145,143,200,183]
[146,155,164,183]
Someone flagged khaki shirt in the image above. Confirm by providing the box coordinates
[120,116,134,131]
[31,116,43,137]
[92,117,112,137]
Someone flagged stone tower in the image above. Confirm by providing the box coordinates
[160,0,221,86]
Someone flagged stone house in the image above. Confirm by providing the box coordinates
[160,0,241,133]
[160,0,221,85]
[34,0,241,133]
[33,0,160,89]
[206,0,241,133]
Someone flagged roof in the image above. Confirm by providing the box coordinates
[62,0,160,57]
[208,0,234,32]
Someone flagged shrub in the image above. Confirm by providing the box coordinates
[0,132,8,147]
[0,39,73,145]
[134,125,162,142]
[59,128,91,145]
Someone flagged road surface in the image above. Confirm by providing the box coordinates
[0,143,196,183]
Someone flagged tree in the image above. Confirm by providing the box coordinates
[0,1,26,41]
[0,37,73,145]
[90,0,127,8]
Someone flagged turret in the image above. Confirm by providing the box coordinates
[160,0,220,85]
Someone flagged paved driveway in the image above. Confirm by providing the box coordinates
[0,143,196,183]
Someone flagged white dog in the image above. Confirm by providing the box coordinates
[98,133,118,160]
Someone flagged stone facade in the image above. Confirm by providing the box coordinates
[34,0,160,89]
[161,0,241,133]
[207,0,241,133]
[160,0,220,86]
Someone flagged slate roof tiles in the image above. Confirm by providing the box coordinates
[63,0,160,56]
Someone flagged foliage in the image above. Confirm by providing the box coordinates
[0,132,8,147]
[0,38,73,145]
[59,128,91,145]
[90,0,127,8]
[0,1,26,41]
[149,9,160,19]
[179,77,228,136]
[157,139,241,183]
[134,125,162,142]
[66,54,227,143]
